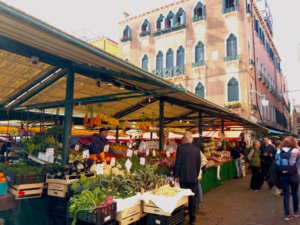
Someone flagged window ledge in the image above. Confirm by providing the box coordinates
[192,19,205,26]
[223,10,238,18]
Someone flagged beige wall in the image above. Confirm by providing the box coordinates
[118,0,290,132]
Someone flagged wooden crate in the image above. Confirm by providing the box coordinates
[47,182,68,198]
[46,176,78,185]
[117,204,141,224]
[9,183,44,200]
[143,196,188,216]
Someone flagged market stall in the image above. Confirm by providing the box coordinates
[0,2,268,225]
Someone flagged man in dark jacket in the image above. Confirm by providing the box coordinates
[174,131,200,225]
[260,137,277,180]
[89,128,110,154]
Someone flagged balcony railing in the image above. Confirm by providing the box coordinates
[154,65,185,78]
[223,5,238,14]
[192,61,205,68]
[224,55,239,62]
[120,36,131,42]
[139,31,150,37]
[162,67,173,78]
[153,23,186,37]
[153,69,163,77]
[193,15,205,22]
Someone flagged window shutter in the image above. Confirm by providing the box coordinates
[203,5,206,19]
[222,0,226,13]
[182,11,186,24]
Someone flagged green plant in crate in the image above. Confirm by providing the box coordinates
[69,187,106,225]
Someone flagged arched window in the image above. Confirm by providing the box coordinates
[156,51,163,71]
[176,46,185,66]
[227,77,239,102]
[195,82,205,98]
[195,41,205,63]
[166,48,174,68]
[193,2,206,22]
[142,55,149,71]
[165,11,174,29]
[121,26,131,42]
[156,14,164,31]
[223,0,238,13]
[175,8,185,26]
[141,19,150,34]
[226,34,238,60]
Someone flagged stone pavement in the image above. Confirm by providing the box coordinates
[190,173,300,225]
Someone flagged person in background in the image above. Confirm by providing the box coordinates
[275,136,300,221]
[248,140,264,191]
[89,128,110,154]
[260,137,277,181]
[174,131,200,225]
[196,150,207,210]
[229,141,243,179]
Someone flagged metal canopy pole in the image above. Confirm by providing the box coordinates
[221,118,225,134]
[198,112,203,150]
[62,67,74,165]
[221,118,225,150]
[116,126,119,144]
[159,99,164,151]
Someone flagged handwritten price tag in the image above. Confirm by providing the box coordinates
[146,148,149,156]
[140,157,146,165]
[127,149,133,158]
[46,148,54,157]
[166,151,170,158]
[82,149,89,159]
[125,159,132,172]
[110,157,116,167]
[75,144,80,151]
[152,150,156,157]
[96,164,104,175]
[104,145,109,153]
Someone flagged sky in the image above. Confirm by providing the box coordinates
[2,0,300,105]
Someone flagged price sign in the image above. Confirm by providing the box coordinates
[127,149,133,158]
[133,150,138,155]
[152,150,156,157]
[75,144,80,151]
[146,148,149,156]
[82,149,89,159]
[166,151,170,158]
[104,145,109,153]
[140,157,146,165]
[46,148,54,157]
[96,164,104,175]
[125,159,132,172]
[110,157,116,167]
[169,147,174,153]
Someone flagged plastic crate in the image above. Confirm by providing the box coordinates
[0,182,7,195]
[147,206,184,225]
[6,173,44,185]
[69,202,117,225]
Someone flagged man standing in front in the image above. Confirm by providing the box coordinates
[260,137,277,182]
[89,128,110,154]
[174,131,200,225]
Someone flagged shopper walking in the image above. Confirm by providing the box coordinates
[229,141,243,179]
[174,131,200,225]
[260,137,277,180]
[196,150,207,209]
[275,136,300,221]
[248,140,264,191]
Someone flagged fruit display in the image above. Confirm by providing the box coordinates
[202,141,216,154]
[151,186,181,197]
[0,172,7,183]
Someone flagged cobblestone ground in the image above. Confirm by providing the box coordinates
[188,173,300,225]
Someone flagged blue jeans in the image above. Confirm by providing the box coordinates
[279,174,300,216]
[234,158,243,177]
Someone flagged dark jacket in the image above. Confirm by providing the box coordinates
[260,144,277,164]
[174,143,201,183]
[230,147,241,160]
[89,135,110,154]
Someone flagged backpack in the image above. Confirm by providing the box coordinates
[276,148,297,175]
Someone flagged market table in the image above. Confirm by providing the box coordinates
[201,161,236,193]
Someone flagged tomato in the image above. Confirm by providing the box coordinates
[0,177,7,182]
[0,172,4,178]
